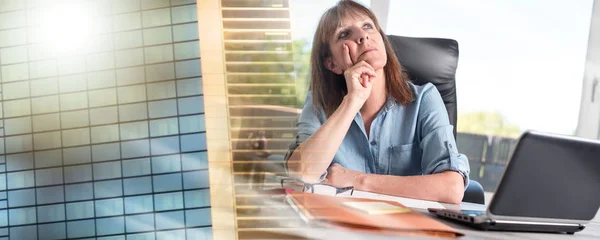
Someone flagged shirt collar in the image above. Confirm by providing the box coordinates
[384,82,418,112]
[384,95,397,112]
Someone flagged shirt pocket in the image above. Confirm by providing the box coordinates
[388,142,421,176]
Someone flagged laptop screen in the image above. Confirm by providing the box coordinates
[489,131,600,221]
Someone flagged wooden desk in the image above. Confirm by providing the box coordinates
[236,190,600,239]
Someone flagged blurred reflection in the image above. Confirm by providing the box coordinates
[0,0,208,238]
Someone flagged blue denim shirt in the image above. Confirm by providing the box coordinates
[285,82,470,186]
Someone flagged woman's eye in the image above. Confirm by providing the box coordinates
[364,23,373,29]
[338,31,349,39]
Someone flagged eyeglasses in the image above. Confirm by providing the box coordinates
[280,178,354,196]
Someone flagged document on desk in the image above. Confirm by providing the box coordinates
[345,190,445,210]
[285,190,463,238]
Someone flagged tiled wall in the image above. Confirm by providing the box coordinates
[0,0,211,239]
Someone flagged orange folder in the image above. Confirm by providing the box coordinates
[285,190,464,238]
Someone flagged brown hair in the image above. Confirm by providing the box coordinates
[310,0,413,117]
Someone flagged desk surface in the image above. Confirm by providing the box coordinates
[239,190,600,240]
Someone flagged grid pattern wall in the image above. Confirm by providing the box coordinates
[0,0,211,239]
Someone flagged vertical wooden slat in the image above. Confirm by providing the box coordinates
[197,0,238,239]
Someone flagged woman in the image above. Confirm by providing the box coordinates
[286,0,469,204]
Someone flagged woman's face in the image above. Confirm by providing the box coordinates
[325,13,387,74]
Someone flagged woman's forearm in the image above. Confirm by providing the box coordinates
[357,171,465,204]
[287,96,362,182]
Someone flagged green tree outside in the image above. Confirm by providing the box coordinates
[457,111,521,138]
[292,38,312,108]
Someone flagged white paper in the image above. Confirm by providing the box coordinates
[343,190,446,210]
[342,201,411,214]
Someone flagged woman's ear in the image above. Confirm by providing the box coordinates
[325,57,343,75]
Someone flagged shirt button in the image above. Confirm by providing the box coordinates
[370,141,377,145]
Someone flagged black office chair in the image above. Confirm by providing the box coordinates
[388,35,485,204]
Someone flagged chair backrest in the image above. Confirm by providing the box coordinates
[387,35,459,137]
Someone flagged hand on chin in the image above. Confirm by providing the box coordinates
[358,56,385,72]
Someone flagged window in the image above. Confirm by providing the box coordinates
[95,198,124,217]
[66,201,94,220]
[386,0,593,191]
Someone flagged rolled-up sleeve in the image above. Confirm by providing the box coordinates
[284,92,324,174]
[418,87,470,186]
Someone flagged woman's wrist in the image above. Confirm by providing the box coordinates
[342,95,364,113]
[355,171,369,190]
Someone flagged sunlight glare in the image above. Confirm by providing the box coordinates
[39,3,93,55]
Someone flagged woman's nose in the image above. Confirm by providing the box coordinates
[356,31,369,44]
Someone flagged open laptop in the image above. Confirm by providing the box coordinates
[428,130,600,234]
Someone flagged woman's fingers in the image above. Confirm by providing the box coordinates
[343,59,376,92]
[349,61,376,78]
[341,55,375,102]
[351,65,376,80]
[358,60,375,70]
[343,44,353,70]
[361,74,368,87]
[357,61,376,76]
